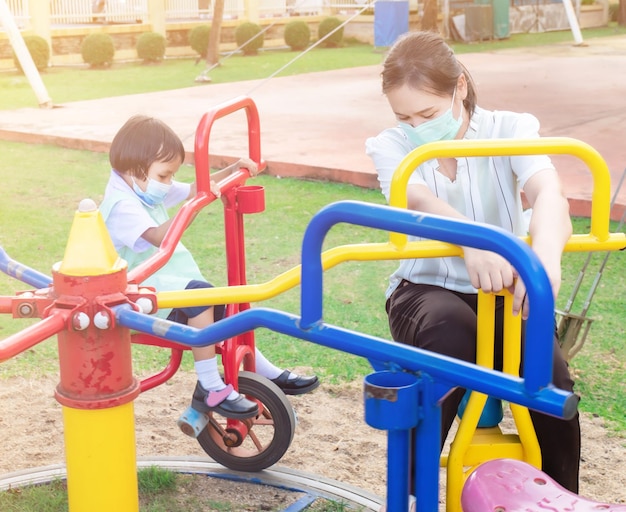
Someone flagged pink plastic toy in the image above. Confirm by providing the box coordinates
[462,458,626,511]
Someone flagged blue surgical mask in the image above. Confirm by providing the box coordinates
[400,88,463,147]
[132,177,171,206]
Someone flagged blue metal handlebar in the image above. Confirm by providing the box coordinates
[299,200,555,396]
[0,247,52,289]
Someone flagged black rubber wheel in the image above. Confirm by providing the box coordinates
[196,371,296,472]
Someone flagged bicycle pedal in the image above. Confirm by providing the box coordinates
[177,406,209,438]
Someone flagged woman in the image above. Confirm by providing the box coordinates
[365,30,580,497]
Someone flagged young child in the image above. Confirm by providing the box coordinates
[100,114,319,420]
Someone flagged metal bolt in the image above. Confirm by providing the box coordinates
[18,303,34,317]
[136,297,154,314]
[94,311,110,329]
[72,312,90,330]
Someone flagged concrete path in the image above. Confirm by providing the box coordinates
[0,34,625,219]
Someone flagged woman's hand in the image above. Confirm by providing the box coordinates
[509,264,561,320]
[463,246,515,294]
[511,253,563,319]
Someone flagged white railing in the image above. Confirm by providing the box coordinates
[259,0,288,18]
[51,0,91,24]
[330,0,374,14]
[4,0,29,27]
[164,0,323,20]
[50,0,147,25]
[4,0,379,29]
[288,0,324,15]
[165,0,245,20]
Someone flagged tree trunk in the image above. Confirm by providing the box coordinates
[206,0,225,66]
[421,0,439,31]
[619,0,626,25]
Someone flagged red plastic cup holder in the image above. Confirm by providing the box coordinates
[237,185,265,214]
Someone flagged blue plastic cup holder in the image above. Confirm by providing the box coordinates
[364,371,420,430]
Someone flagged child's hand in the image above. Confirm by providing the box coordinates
[210,180,221,198]
[238,157,259,177]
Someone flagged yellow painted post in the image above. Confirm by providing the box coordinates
[27,0,51,49]
[444,291,541,512]
[147,0,166,36]
[63,405,139,512]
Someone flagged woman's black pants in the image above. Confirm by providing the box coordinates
[386,281,581,493]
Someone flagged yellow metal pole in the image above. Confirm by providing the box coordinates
[63,404,139,512]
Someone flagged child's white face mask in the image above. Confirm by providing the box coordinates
[132,177,171,206]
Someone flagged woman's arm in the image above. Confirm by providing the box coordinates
[407,183,516,294]
[514,168,572,317]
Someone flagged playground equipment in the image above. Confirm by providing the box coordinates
[462,458,626,511]
[556,167,626,361]
[440,290,541,512]
[1,96,625,512]
[379,134,625,512]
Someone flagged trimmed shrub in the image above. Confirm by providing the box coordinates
[318,16,344,48]
[136,31,166,63]
[81,33,115,68]
[189,24,210,59]
[12,35,50,73]
[284,20,310,51]
[235,22,264,56]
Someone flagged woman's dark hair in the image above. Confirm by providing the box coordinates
[109,115,186,177]
[381,31,477,116]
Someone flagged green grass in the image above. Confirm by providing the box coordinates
[0,466,352,511]
[0,479,68,512]
[0,44,385,110]
[0,140,624,435]
[138,466,178,495]
[2,25,626,110]
[450,24,626,53]
[559,217,626,434]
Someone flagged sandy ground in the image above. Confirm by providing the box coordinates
[1,371,625,508]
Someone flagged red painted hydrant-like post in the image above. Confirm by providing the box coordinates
[52,198,146,512]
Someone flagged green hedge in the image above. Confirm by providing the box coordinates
[189,25,210,59]
[284,20,311,51]
[12,35,50,73]
[235,22,264,56]
[318,17,344,48]
[137,32,166,63]
[81,33,115,68]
